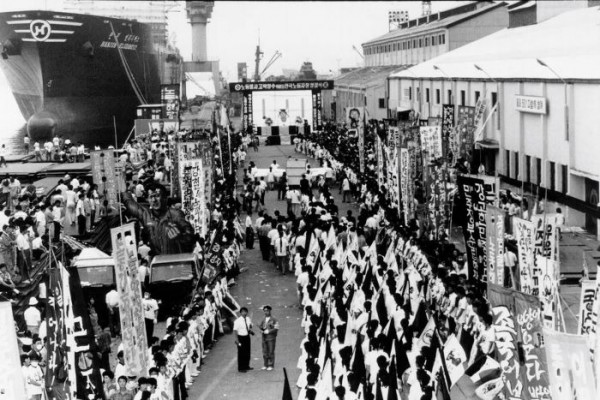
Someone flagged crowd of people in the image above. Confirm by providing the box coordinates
[230,123,510,400]
[2,120,251,400]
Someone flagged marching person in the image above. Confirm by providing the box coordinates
[258,305,279,371]
[233,307,254,373]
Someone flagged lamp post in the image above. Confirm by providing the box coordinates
[433,64,453,104]
[537,58,569,141]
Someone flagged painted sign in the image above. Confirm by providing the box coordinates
[515,95,547,114]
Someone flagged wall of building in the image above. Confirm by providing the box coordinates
[330,84,388,124]
[390,76,600,232]
[364,31,449,67]
[448,6,509,51]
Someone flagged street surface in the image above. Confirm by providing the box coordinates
[188,143,358,399]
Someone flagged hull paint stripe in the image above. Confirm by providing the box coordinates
[13,30,74,34]
[22,38,67,42]
[48,20,83,26]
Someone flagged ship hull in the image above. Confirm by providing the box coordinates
[0,10,163,146]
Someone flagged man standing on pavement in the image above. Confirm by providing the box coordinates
[142,291,159,342]
[233,307,254,372]
[258,305,279,371]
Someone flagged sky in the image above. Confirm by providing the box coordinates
[0,0,470,81]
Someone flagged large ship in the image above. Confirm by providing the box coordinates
[0,6,181,145]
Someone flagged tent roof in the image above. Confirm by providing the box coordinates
[74,247,113,268]
[390,6,600,81]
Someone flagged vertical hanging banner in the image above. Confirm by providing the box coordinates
[180,159,208,235]
[198,140,214,207]
[111,223,149,377]
[419,125,442,165]
[543,329,597,400]
[173,141,202,200]
[311,89,323,130]
[90,150,119,209]
[45,267,70,399]
[486,206,505,288]
[514,292,551,400]
[514,217,535,294]
[376,136,385,188]
[490,301,521,400]
[535,255,558,329]
[579,280,596,335]
[242,91,253,131]
[531,215,558,296]
[441,104,454,159]
[67,267,105,399]
[346,107,365,173]
[457,175,487,281]
[426,164,449,240]
[457,106,476,161]
[400,148,410,225]
[0,302,27,400]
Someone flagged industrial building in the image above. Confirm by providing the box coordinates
[325,1,509,125]
[388,3,600,236]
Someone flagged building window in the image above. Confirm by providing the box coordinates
[408,41,411,49]
[536,157,542,186]
[440,34,445,44]
[460,90,465,106]
[561,164,568,193]
[505,150,510,176]
[435,89,440,104]
[514,152,519,180]
[549,161,556,191]
[426,88,430,103]
[378,98,385,109]
[475,91,481,103]
[409,86,412,100]
[416,87,421,102]
[419,38,422,48]
[413,39,416,48]
[403,41,407,50]
[425,37,429,46]
[432,36,436,46]
[491,92,497,106]
[447,90,452,103]
[526,155,531,183]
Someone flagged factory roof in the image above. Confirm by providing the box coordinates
[390,6,600,82]
[363,1,504,46]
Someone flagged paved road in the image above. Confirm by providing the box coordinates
[188,143,357,400]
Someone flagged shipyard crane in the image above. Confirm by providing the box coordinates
[352,45,364,60]
[260,50,282,78]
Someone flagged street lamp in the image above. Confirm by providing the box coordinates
[433,64,453,104]
[537,58,569,141]
[474,64,497,83]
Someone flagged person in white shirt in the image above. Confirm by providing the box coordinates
[274,231,289,275]
[76,193,87,236]
[105,288,121,336]
[0,144,7,167]
[142,291,159,342]
[22,354,44,400]
[233,307,254,372]
[24,297,41,334]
